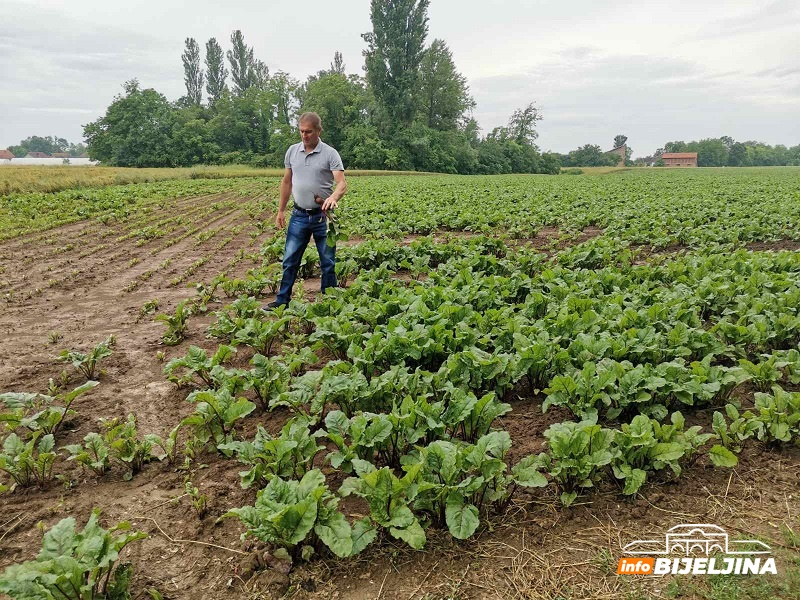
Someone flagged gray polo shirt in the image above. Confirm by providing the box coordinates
[284,140,345,209]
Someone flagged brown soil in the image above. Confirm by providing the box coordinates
[0,202,798,600]
[746,239,800,252]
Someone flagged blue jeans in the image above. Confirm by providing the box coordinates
[275,210,337,304]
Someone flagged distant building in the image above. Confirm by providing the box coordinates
[661,152,698,167]
[0,149,15,160]
[25,151,51,158]
[605,144,627,166]
[51,152,71,158]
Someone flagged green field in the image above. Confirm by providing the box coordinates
[0,168,798,600]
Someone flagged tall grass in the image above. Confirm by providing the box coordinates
[0,165,437,196]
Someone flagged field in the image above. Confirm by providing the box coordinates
[1,168,799,600]
[0,165,438,196]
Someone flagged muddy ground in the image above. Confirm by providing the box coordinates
[0,192,798,600]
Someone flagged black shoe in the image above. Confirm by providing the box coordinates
[263,301,286,311]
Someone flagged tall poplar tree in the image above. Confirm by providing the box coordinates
[205,38,228,104]
[182,38,204,105]
[227,30,255,95]
[417,39,474,130]
[331,51,345,74]
[362,0,430,127]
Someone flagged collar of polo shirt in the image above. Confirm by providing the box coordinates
[301,141,322,154]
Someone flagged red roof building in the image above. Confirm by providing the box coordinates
[661,152,698,167]
[0,149,15,160]
[25,151,51,158]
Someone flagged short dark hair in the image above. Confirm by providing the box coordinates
[298,112,322,131]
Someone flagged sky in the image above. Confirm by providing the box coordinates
[1,0,799,157]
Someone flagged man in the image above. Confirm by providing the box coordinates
[266,112,347,309]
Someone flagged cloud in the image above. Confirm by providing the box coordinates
[20,108,96,114]
[470,48,800,155]
[693,0,800,39]
[1,0,798,154]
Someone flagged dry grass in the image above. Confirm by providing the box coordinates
[0,165,439,196]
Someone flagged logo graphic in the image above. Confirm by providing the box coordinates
[617,524,777,576]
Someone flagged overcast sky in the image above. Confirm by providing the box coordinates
[2,0,799,156]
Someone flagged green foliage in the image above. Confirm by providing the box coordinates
[229,315,291,355]
[100,415,155,480]
[218,416,324,488]
[163,345,236,388]
[659,137,800,167]
[0,510,146,600]
[0,432,58,489]
[204,37,228,104]
[709,404,760,467]
[182,388,256,449]
[0,381,98,437]
[611,412,714,496]
[64,432,111,475]
[181,38,204,106]
[144,424,182,464]
[223,469,360,560]
[411,431,545,539]
[363,0,430,128]
[439,389,511,444]
[184,476,208,519]
[417,39,475,131]
[241,353,290,411]
[738,355,791,392]
[746,386,800,445]
[339,459,425,549]
[156,300,191,345]
[535,420,616,506]
[84,80,179,167]
[58,337,114,380]
[561,144,620,168]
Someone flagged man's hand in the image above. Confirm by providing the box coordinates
[276,210,286,228]
[321,197,338,211]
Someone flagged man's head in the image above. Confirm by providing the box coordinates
[299,112,322,149]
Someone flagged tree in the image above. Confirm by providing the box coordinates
[690,138,728,167]
[331,51,345,74]
[267,71,300,127]
[613,134,627,148]
[83,80,177,167]
[301,72,367,153]
[664,141,688,153]
[67,142,87,157]
[507,103,542,146]
[182,38,205,106]
[362,0,430,128]
[205,38,228,104]
[7,135,68,157]
[563,144,619,167]
[252,59,270,91]
[227,30,255,96]
[208,89,274,157]
[417,39,474,131]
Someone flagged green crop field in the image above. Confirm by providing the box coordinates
[1,168,799,600]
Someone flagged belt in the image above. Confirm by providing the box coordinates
[293,207,322,215]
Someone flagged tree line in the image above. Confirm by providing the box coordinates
[6,136,87,158]
[643,137,800,167]
[82,0,560,174]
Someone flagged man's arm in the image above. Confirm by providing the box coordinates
[321,170,347,211]
[276,168,292,228]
